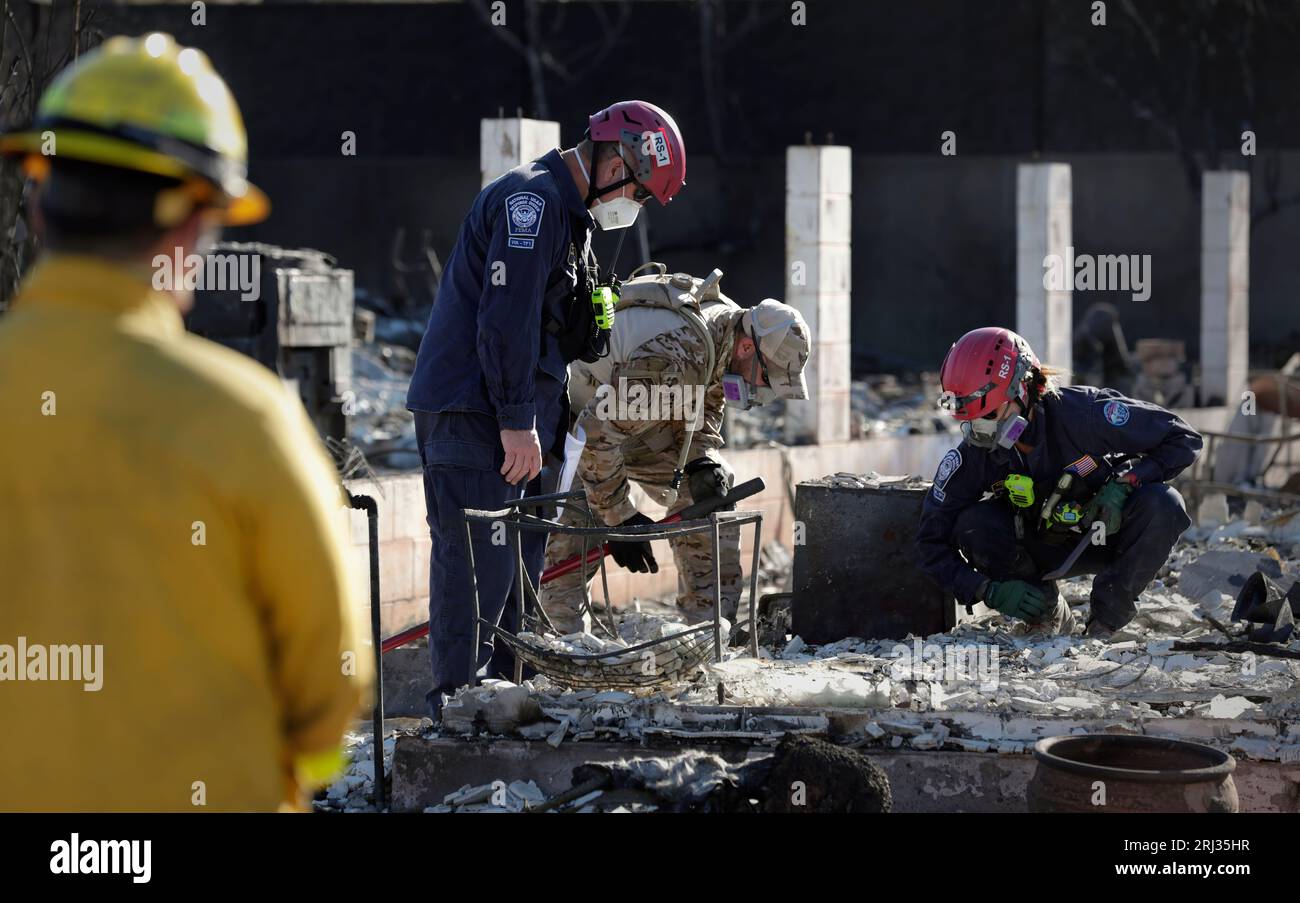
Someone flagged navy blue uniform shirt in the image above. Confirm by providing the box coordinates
[407,149,593,450]
[915,386,1203,604]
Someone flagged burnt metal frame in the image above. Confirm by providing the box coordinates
[1178,427,1300,512]
[569,497,620,640]
[1179,371,1300,510]
[459,488,763,689]
[481,621,718,691]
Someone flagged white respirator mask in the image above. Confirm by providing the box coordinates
[577,149,641,231]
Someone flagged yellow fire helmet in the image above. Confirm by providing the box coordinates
[0,32,268,226]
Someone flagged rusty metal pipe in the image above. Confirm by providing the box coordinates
[347,492,385,811]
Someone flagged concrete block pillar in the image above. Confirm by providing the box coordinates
[785,145,851,444]
[1200,171,1251,406]
[1016,163,1073,373]
[480,117,560,187]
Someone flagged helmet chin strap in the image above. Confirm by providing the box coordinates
[578,144,635,206]
[747,332,761,385]
[575,147,630,277]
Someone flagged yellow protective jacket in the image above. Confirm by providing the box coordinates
[0,255,368,811]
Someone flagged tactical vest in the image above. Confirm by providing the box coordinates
[572,262,740,505]
[547,214,610,364]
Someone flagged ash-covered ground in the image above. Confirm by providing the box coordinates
[319,498,1300,812]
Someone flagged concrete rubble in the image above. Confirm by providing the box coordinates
[373,495,1300,814]
[727,375,956,447]
[396,504,1300,777]
[314,720,417,813]
[424,779,546,813]
[800,471,932,491]
[346,302,425,471]
[441,680,543,734]
[348,343,419,471]
[850,374,958,439]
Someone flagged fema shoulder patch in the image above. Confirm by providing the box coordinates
[505,192,545,249]
[931,448,962,502]
[1103,400,1131,427]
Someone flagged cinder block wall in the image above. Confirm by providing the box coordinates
[345,406,1232,639]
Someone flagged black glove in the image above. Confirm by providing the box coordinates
[684,457,734,509]
[608,512,659,574]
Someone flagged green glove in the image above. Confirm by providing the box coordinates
[1082,479,1134,538]
[984,580,1053,621]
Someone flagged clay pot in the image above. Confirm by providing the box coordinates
[1027,734,1238,813]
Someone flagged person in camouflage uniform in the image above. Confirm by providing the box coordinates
[541,269,811,628]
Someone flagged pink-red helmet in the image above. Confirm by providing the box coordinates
[587,100,685,206]
[937,327,1040,421]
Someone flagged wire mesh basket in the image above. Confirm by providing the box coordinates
[482,621,717,690]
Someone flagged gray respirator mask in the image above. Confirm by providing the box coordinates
[723,374,778,410]
[961,407,1028,450]
[722,329,778,409]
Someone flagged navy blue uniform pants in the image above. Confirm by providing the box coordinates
[415,411,547,714]
[953,483,1191,629]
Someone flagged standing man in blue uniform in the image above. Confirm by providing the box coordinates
[407,101,687,717]
[915,327,1202,639]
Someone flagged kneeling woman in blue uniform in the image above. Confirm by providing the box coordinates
[915,327,1202,639]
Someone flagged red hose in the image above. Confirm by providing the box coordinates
[379,511,684,653]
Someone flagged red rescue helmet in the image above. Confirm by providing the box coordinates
[937,327,1039,421]
[587,100,685,206]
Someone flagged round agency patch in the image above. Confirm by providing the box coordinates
[1103,400,1131,426]
[935,448,961,488]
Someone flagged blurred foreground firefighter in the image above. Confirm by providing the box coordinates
[541,267,810,627]
[405,101,687,719]
[915,327,1202,639]
[0,33,366,811]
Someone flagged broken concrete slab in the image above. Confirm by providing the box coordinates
[441,680,543,734]
[703,657,892,708]
[1201,694,1260,719]
[910,723,950,750]
[1197,493,1230,528]
[1175,549,1285,602]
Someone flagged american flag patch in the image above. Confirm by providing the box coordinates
[1066,455,1098,477]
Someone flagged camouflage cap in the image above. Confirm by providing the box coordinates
[742,299,811,400]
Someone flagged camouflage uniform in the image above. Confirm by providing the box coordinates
[542,292,747,628]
